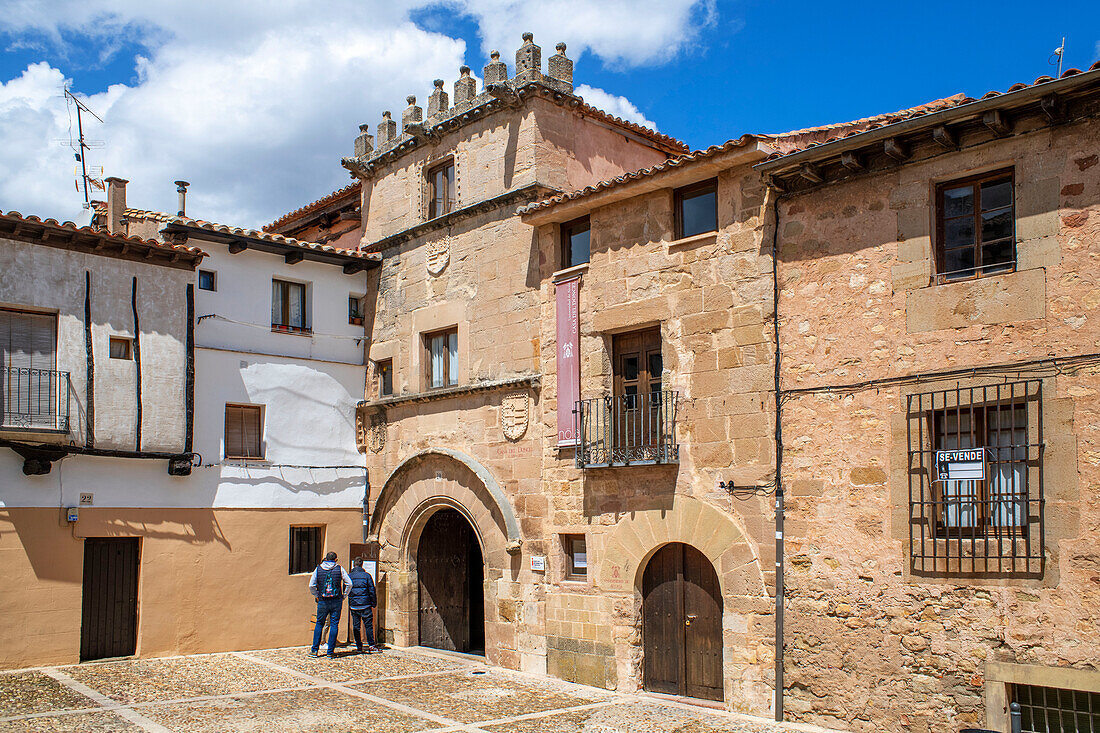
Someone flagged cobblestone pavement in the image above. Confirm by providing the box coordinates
[0,647,843,733]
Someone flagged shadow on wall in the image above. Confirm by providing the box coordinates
[1,508,231,583]
[581,463,678,517]
[208,467,362,497]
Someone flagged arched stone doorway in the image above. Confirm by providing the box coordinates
[416,508,485,654]
[641,542,723,701]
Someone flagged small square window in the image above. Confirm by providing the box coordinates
[563,534,587,579]
[377,359,393,397]
[349,295,363,324]
[674,179,718,240]
[561,216,590,269]
[225,404,264,459]
[198,270,216,291]
[424,328,458,389]
[108,336,133,360]
[289,526,323,575]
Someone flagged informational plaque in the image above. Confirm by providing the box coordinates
[555,276,581,446]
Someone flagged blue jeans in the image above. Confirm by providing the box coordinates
[350,607,374,650]
[311,597,342,655]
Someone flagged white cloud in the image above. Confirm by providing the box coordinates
[574,84,657,130]
[0,1,708,229]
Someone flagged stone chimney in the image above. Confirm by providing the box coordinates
[104,177,128,235]
[454,65,476,107]
[175,180,189,217]
[427,79,449,117]
[402,95,422,128]
[483,50,507,87]
[377,111,396,146]
[354,124,375,158]
[514,32,541,82]
[548,42,573,92]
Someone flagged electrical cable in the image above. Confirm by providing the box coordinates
[197,313,365,342]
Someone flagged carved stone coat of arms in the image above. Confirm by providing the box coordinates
[427,235,450,276]
[500,392,529,441]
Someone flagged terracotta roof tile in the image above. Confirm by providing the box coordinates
[574,98,687,154]
[0,210,206,259]
[91,201,373,261]
[518,134,765,215]
[764,62,1100,160]
[263,182,360,232]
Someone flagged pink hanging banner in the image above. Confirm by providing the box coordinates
[555,276,581,446]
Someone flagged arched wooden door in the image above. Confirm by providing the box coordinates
[417,509,485,654]
[642,542,723,701]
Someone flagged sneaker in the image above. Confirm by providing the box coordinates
[309,650,321,658]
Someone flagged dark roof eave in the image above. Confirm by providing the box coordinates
[756,68,1100,175]
[163,222,379,270]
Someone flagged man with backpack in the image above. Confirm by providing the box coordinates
[308,551,352,657]
[348,557,379,653]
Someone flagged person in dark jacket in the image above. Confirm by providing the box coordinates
[348,557,379,653]
[309,551,352,658]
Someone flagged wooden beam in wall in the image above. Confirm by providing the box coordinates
[284,251,304,265]
[227,241,248,254]
[884,138,909,161]
[982,109,1011,136]
[932,125,957,150]
[798,164,823,184]
[840,152,863,171]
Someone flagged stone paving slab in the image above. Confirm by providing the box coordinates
[0,672,94,717]
[60,654,303,704]
[248,646,465,684]
[352,666,612,724]
[138,687,440,733]
[0,710,141,732]
[479,701,790,733]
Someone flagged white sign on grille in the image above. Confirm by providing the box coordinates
[936,448,986,481]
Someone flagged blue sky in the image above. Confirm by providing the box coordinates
[1,1,1097,227]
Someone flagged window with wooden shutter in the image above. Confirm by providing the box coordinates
[1,308,60,430]
[224,404,263,459]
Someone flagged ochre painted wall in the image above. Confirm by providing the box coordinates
[0,507,361,669]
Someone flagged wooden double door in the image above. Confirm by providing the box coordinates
[80,538,140,661]
[417,509,485,654]
[642,542,723,701]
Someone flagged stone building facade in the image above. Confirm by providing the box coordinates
[758,67,1100,730]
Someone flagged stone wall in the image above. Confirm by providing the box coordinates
[774,113,1100,731]
[529,165,778,713]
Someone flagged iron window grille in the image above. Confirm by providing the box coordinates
[0,367,70,432]
[1012,682,1100,733]
[906,380,1044,576]
[289,526,323,575]
[575,389,679,468]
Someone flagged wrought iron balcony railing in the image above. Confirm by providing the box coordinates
[1,367,70,432]
[575,390,679,468]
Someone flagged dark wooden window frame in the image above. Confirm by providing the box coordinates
[427,159,456,220]
[348,295,363,325]
[289,525,324,575]
[560,216,591,270]
[224,403,264,460]
[673,178,718,240]
[934,168,1016,283]
[562,534,588,580]
[377,358,393,398]
[108,336,133,360]
[197,269,216,291]
[423,327,458,390]
[271,278,309,334]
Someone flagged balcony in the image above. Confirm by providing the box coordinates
[1,367,70,432]
[575,390,679,468]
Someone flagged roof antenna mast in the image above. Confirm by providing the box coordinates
[1049,37,1066,77]
[63,88,105,209]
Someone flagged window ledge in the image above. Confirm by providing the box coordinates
[668,231,717,250]
[359,374,540,410]
[271,325,313,337]
[552,262,589,282]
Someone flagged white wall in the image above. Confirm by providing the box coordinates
[193,245,369,366]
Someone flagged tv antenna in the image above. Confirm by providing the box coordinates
[1049,37,1066,77]
[62,88,105,209]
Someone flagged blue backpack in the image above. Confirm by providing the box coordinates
[317,565,343,599]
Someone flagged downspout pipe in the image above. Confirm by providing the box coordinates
[767,183,786,722]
